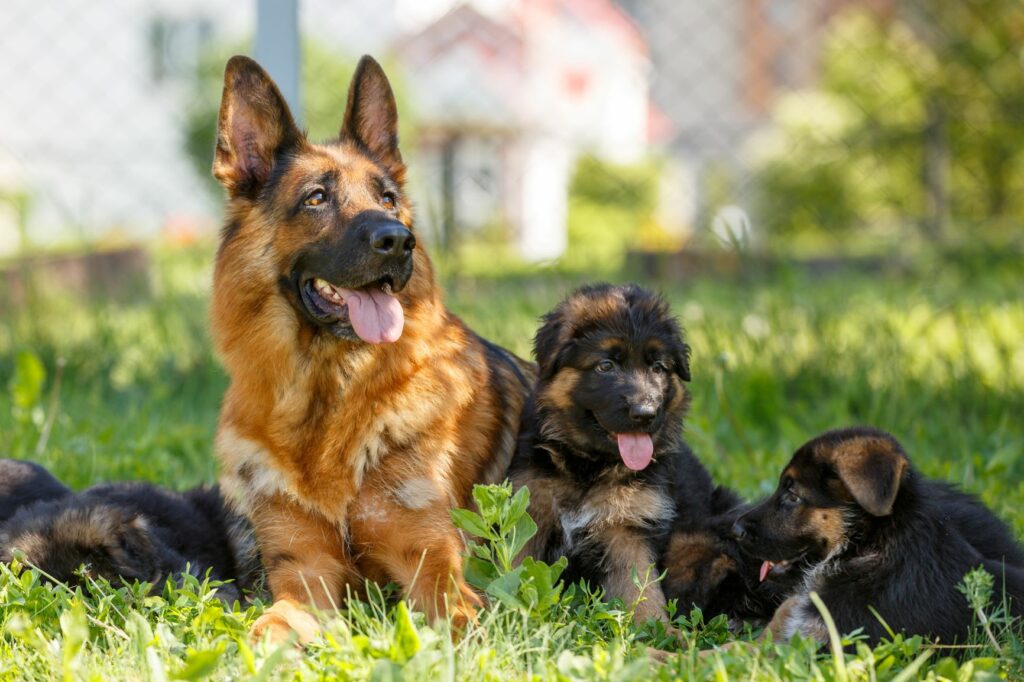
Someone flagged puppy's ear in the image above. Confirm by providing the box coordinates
[533,308,575,381]
[831,435,908,516]
[341,55,403,176]
[673,342,692,382]
[213,56,301,197]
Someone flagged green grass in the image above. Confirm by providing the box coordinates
[0,242,1022,680]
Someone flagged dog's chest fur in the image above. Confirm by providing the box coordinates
[555,477,675,552]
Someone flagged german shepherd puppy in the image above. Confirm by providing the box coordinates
[0,459,71,523]
[0,461,259,601]
[209,55,533,642]
[510,284,717,624]
[663,488,794,625]
[733,427,1024,644]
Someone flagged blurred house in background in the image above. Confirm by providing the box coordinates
[2,0,1012,265]
[396,0,652,260]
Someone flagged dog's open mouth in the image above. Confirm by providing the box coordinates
[300,277,404,344]
[758,556,803,583]
[616,433,654,471]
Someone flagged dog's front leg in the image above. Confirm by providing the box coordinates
[351,491,482,633]
[248,492,359,645]
[600,526,671,625]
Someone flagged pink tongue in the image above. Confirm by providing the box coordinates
[339,287,404,344]
[616,433,654,471]
[759,561,772,583]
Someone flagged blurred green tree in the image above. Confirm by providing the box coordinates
[754,2,1024,240]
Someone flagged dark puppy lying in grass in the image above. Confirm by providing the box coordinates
[0,459,260,601]
[662,487,797,626]
[733,427,1024,644]
[510,284,719,625]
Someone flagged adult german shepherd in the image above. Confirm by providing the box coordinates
[210,55,533,642]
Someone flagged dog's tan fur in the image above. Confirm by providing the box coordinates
[209,55,533,642]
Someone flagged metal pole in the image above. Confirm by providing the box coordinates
[255,0,302,124]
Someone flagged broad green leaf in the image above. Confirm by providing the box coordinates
[171,647,224,680]
[464,555,499,591]
[449,509,491,539]
[389,601,421,663]
[507,513,538,560]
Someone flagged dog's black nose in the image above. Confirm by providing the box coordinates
[731,520,747,540]
[369,223,415,261]
[628,403,657,426]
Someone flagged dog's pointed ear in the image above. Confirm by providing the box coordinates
[673,342,692,382]
[831,435,908,516]
[213,56,301,197]
[341,55,403,173]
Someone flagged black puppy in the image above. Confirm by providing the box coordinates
[0,460,261,601]
[0,459,71,523]
[733,427,1024,644]
[510,284,717,624]
[663,487,796,625]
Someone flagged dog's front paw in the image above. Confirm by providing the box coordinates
[446,585,483,638]
[250,600,322,646]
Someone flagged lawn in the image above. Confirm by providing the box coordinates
[0,242,1022,680]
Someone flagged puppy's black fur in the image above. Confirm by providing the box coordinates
[663,487,796,625]
[0,461,260,600]
[0,459,71,523]
[734,427,1024,644]
[509,284,717,624]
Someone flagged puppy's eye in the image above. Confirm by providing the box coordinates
[595,360,615,373]
[304,189,326,207]
[652,361,668,374]
[782,490,802,506]
[381,192,397,210]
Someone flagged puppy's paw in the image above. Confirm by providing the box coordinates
[250,600,322,646]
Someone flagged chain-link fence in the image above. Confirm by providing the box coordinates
[1,0,1021,268]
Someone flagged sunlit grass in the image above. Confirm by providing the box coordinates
[0,241,1022,679]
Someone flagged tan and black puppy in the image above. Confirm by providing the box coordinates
[734,427,1024,644]
[662,487,796,626]
[0,460,260,602]
[510,284,716,624]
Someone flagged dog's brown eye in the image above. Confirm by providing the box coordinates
[596,360,615,373]
[304,189,326,207]
[381,193,397,210]
[782,490,802,506]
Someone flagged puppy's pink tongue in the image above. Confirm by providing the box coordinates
[339,287,404,344]
[616,433,654,471]
[759,561,773,583]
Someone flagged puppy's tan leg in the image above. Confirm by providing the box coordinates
[247,493,357,645]
[601,526,670,625]
[766,593,827,643]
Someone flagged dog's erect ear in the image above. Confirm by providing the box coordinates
[341,55,403,173]
[213,56,301,197]
[831,435,908,516]
[673,342,692,382]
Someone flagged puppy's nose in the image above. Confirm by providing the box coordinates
[731,520,747,540]
[628,403,657,426]
[369,223,416,261]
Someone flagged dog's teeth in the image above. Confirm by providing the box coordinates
[381,282,393,296]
